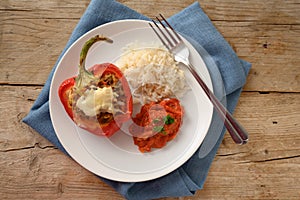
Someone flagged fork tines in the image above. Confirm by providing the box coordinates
[149,14,182,50]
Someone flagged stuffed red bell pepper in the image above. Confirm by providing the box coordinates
[58,35,133,137]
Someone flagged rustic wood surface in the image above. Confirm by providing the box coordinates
[1,0,299,199]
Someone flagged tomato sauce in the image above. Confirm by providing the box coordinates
[130,98,184,153]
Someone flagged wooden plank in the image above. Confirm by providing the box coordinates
[1,1,299,92]
[1,19,299,92]
[0,0,89,18]
[0,86,299,199]
[2,0,299,24]
[199,0,300,24]
[220,92,300,160]
[0,18,78,85]
[1,147,299,199]
[215,22,300,92]
[2,85,299,155]
[2,146,298,199]
[0,148,124,199]
[0,86,51,151]
[197,156,300,199]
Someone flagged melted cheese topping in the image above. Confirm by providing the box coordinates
[76,86,114,117]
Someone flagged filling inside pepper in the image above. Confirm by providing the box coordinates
[72,72,127,127]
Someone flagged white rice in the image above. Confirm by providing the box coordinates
[116,46,187,104]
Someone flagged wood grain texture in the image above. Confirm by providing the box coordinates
[1,0,300,199]
[1,0,299,92]
[1,86,299,199]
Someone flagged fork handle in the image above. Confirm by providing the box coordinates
[186,63,248,144]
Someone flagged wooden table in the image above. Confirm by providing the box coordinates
[1,0,299,199]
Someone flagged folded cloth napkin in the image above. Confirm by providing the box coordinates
[23,0,251,199]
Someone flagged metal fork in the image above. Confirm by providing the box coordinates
[149,14,248,144]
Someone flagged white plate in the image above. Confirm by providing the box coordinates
[49,19,213,182]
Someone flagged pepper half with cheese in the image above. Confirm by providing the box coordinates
[58,36,133,137]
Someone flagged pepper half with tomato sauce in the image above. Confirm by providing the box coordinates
[58,35,132,137]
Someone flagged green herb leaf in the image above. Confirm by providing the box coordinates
[164,115,175,125]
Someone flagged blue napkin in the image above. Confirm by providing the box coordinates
[23,0,251,199]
